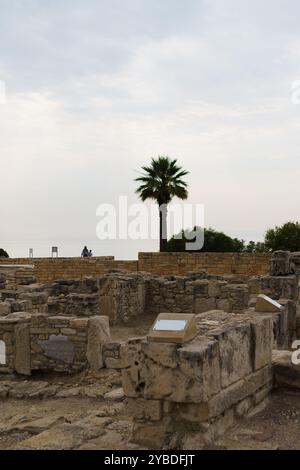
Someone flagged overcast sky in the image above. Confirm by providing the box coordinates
[1,0,300,258]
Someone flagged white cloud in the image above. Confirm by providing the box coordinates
[1,0,300,257]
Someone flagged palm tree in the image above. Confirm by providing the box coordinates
[135,156,189,252]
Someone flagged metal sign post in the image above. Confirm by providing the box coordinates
[51,247,58,258]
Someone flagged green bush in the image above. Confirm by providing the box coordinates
[0,248,9,258]
[167,227,245,252]
[265,222,300,252]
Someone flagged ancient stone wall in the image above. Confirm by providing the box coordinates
[0,313,111,375]
[138,252,270,277]
[0,274,148,326]
[0,314,31,375]
[99,272,146,324]
[0,252,270,283]
[0,257,138,283]
[145,275,249,315]
[0,265,36,289]
[118,310,274,449]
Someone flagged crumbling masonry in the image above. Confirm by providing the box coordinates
[0,251,300,448]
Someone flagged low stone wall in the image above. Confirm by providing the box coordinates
[248,274,298,343]
[99,272,146,324]
[0,313,111,375]
[0,252,270,283]
[0,265,36,289]
[145,274,249,315]
[0,257,138,283]
[0,314,31,374]
[139,252,271,277]
[118,310,274,449]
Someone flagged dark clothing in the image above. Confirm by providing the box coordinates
[81,247,89,258]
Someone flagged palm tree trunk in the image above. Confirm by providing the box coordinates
[159,204,168,252]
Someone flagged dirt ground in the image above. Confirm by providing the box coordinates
[213,389,300,450]
[1,369,300,450]
[1,319,300,450]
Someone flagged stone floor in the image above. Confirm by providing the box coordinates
[213,390,300,450]
[1,371,300,450]
[0,369,142,450]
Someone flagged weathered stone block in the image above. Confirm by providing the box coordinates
[270,251,291,276]
[123,337,221,403]
[86,316,111,370]
[209,323,252,388]
[174,402,209,423]
[194,297,216,314]
[141,341,178,368]
[0,302,11,316]
[216,299,231,312]
[126,398,163,421]
[15,323,31,375]
[130,418,170,449]
[208,365,273,418]
[250,316,273,370]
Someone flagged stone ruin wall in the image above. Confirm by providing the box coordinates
[119,311,274,448]
[1,250,300,350]
[138,252,271,277]
[0,252,271,283]
[1,250,300,448]
[0,258,138,284]
[0,313,111,375]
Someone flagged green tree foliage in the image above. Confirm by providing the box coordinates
[167,227,245,252]
[244,241,267,253]
[265,221,300,252]
[0,248,9,258]
[135,156,189,252]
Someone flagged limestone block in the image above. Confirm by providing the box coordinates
[216,299,231,312]
[248,277,261,295]
[260,276,295,301]
[235,397,253,417]
[227,284,249,312]
[120,338,144,397]
[10,300,32,313]
[255,294,282,313]
[266,309,288,349]
[289,252,300,274]
[69,318,89,329]
[104,387,124,401]
[141,341,178,368]
[174,402,209,423]
[124,337,221,403]
[105,357,124,369]
[0,302,11,316]
[254,383,273,405]
[130,418,170,449]
[207,365,273,418]
[208,281,221,297]
[177,337,221,399]
[86,316,111,370]
[250,316,273,370]
[209,323,252,388]
[280,300,297,332]
[15,323,31,375]
[65,293,100,317]
[269,251,291,276]
[192,280,209,296]
[194,297,216,314]
[126,398,163,421]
